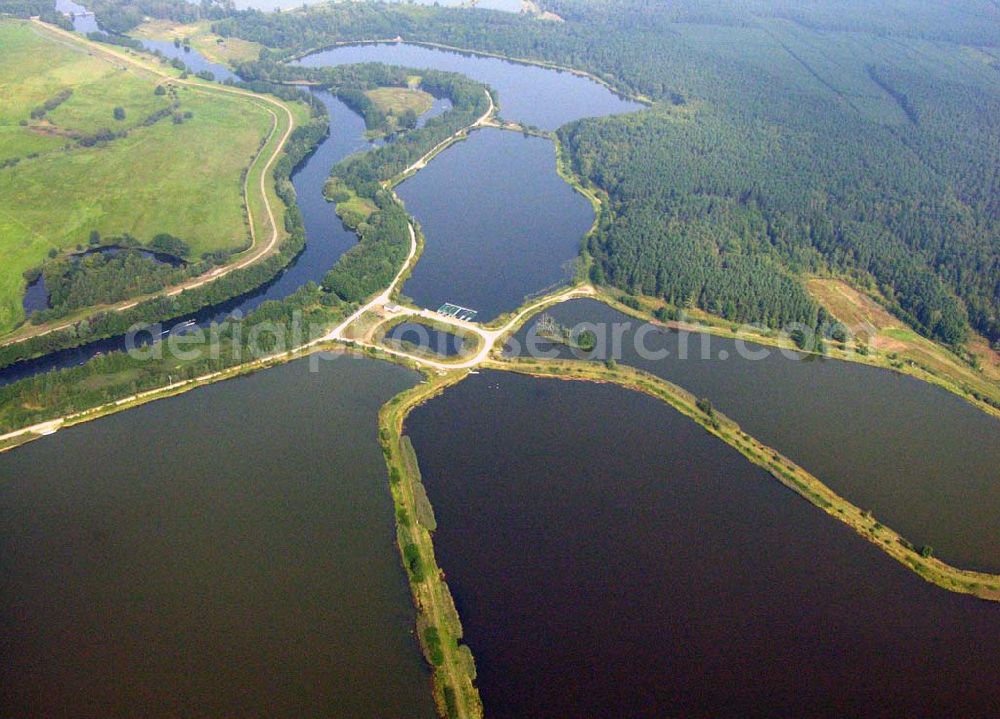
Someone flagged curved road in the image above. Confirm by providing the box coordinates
[6,21,297,346]
[316,220,594,371]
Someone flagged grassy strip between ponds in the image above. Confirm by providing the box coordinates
[488,357,1000,602]
[378,371,483,719]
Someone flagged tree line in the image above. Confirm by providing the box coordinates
[83,0,234,34]
[0,281,345,435]
[0,0,73,29]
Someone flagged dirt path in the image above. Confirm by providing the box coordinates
[386,88,495,184]
[4,21,297,347]
[2,82,511,446]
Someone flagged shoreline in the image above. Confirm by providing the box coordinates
[593,289,1000,423]
[287,37,654,107]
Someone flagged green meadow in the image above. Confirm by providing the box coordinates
[0,20,272,335]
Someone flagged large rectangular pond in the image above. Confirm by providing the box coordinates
[406,370,1000,717]
[509,299,1000,572]
[0,357,435,718]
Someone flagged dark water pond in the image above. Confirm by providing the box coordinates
[396,129,593,319]
[137,37,238,83]
[21,247,186,316]
[295,42,644,130]
[20,276,49,317]
[384,321,467,357]
[418,96,453,127]
[406,370,1000,718]
[510,299,1000,572]
[73,245,186,267]
[0,356,435,718]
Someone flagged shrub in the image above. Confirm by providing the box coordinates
[423,627,445,666]
[575,329,597,352]
[148,233,191,258]
[403,542,424,582]
[655,306,678,323]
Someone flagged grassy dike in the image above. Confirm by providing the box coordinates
[485,356,1000,602]
[0,332,354,456]
[378,371,484,719]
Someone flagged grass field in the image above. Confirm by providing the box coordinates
[323,177,377,224]
[130,19,262,66]
[0,20,273,335]
[366,86,435,116]
[0,23,172,162]
[806,278,1000,396]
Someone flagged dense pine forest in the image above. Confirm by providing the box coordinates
[210,0,1000,347]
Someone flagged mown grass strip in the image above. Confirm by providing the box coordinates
[379,371,483,719]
